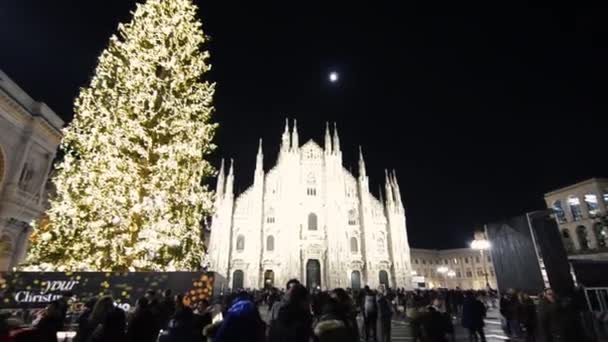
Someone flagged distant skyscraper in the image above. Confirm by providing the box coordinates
[208,120,412,289]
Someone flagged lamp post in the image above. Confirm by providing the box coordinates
[471,231,491,288]
[437,266,449,288]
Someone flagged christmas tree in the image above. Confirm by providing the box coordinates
[22,0,216,271]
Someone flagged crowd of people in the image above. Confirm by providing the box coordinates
[0,280,593,342]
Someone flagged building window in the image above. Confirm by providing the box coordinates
[561,229,575,252]
[422,260,427,265]
[444,259,448,265]
[456,271,462,278]
[414,259,419,264]
[552,200,567,223]
[475,256,480,263]
[236,235,245,252]
[307,173,317,196]
[477,268,484,277]
[348,209,357,225]
[308,213,318,231]
[453,258,458,265]
[595,222,608,248]
[350,237,358,253]
[266,208,275,223]
[489,269,495,276]
[584,194,600,217]
[465,257,470,264]
[576,225,590,250]
[568,196,583,221]
[466,270,473,278]
[266,235,274,251]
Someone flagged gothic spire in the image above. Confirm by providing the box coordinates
[225,159,234,198]
[358,146,367,179]
[324,122,332,154]
[281,118,290,151]
[384,169,394,205]
[255,138,263,171]
[392,169,403,207]
[215,158,225,200]
[291,119,299,150]
[333,122,341,153]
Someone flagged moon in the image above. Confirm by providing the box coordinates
[329,71,339,83]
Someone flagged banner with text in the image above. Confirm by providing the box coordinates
[0,272,214,310]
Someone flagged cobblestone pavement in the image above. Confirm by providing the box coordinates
[260,305,512,341]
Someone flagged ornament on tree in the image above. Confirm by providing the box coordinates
[21,0,216,272]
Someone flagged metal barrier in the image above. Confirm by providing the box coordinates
[583,287,608,340]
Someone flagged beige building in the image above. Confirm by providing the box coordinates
[544,178,608,260]
[0,70,63,271]
[410,248,497,290]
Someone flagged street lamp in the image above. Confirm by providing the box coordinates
[471,232,491,288]
[437,266,449,288]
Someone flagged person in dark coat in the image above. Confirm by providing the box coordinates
[126,297,158,342]
[14,301,63,342]
[518,292,537,342]
[500,289,521,338]
[89,307,126,342]
[214,299,265,342]
[312,292,354,342]
[330,288,360,342]
[74,298,97,342]
[268,284,312,342]
[377,289,393,342]
[461,291,486,342]
[361,286,378,342]
[192,299,213,340]
[157,306,197,342]
[421,306,449,342]
[537,288,584,342]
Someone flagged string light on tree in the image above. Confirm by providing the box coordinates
[22,0,217,272]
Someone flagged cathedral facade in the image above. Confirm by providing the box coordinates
[208,120,412,290]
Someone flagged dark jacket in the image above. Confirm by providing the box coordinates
[461,297,486,330]
[313,314,355,342]
[89,308,126,342]
[421,308,448,342]
[268,302,312,342]
[126,308,158,342]
[377,295,393,322]
[538,297,582,342]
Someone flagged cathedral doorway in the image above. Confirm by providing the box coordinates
[379,270,389,288]
[351,271,361,290]
[306,259,321,289]
[232,270,244,290]
[264,270,275,288]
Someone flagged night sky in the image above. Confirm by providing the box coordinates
[0,1,605,249]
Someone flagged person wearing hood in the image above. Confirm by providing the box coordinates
[214,298,265,342]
